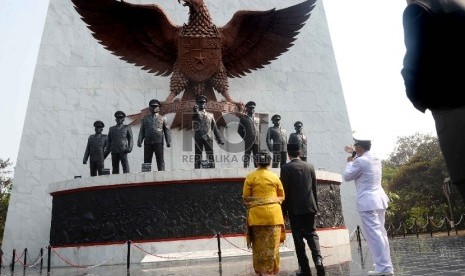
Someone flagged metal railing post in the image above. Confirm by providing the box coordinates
[429,217,433,237]
[127,241,131,270]
[217,233,222,263]
[356,225,362,250]
[40,247,44,272]
[11,249,15,272]
[47,246,51,273]
[23,248,27,273]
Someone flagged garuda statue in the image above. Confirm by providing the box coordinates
[72,0,316,99]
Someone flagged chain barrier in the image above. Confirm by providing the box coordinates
[349,228,358,241]
[430,218,446,229]
[24,250,45,268]
[219,234,251,253]
[406,219,416,231]
[12,250,25,266]
[386,213,465,238]
[51,243,126,269]
[130,234,217,260]
[455,214,465,226]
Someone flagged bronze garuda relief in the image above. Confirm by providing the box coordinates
[72,0,317,128]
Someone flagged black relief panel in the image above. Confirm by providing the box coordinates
[50,181,344,246]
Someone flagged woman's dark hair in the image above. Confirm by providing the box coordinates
[256,151,272,167]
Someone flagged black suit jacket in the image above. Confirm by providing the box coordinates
[280,158,319,216]
[402,1,465,112]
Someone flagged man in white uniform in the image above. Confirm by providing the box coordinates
[343,139,394,276]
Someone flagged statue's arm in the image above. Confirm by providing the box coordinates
[266,128,272,151]
[105,130,112,156]
[137,119,144,147]
[103,135,110,159]
[127,126,134,153]
[83,137,90,164]
[164,117,172,146]
[237,118,245,138]
[211,117,223,145]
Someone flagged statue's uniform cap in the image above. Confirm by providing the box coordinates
[93,120,104,128]
[271,114,281,121]
[196,95,208,102]
[245,101,256,108]
[149,99,160,106]
[114,111,126,118]
[294,121,303,127]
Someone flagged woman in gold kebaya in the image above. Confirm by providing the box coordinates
[243,151,285,275]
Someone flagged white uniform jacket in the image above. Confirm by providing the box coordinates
[343,151,389,212]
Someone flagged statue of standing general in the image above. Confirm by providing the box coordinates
[238,101,260,168]
[192,95,223,169]
[266,114,287,168]
[83,120,108,176]
[288,121,308,161]
[137,99,171,171]
[106,111,133,174]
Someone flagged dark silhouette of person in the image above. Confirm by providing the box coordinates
[106,111,133,174]
[83,120,108,176]
[289,121,308,161]
[266,114,287,168]
[238,101,260,168]
[137,99,171,171]
[402,0,465,201]
[192,95,223,169]
[280,143,325,276]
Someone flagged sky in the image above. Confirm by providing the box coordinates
[0,0,436,168]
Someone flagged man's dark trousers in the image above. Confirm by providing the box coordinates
[289,212,322,273]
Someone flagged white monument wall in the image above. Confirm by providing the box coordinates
[2,0,359,255]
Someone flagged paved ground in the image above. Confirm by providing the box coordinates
[3,235,465,275]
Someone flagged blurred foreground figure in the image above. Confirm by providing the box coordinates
[401,0,465,201]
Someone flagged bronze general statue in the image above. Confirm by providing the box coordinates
[106,111,134,174]
[289,121,308,162]
[83,120,108,176]
[266,114,287,168]
[137,99,171,171]
[192,95,223,169]
[238,101,260,168]
[71,0,317,106]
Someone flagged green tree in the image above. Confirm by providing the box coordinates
[0,158,12,243]
[383,133,465,229]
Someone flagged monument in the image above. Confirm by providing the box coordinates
[2,0,358,267]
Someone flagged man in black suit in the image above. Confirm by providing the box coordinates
[280,144,325,276]
[402,0,465,202]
